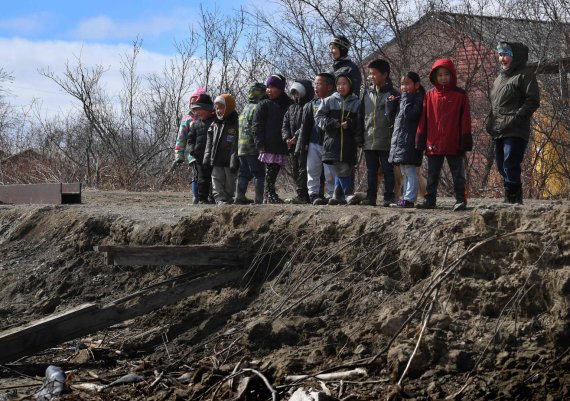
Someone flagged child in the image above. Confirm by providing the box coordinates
[203,94,239,205]
[236,83,267,204]
[329,36,362,97]
[298,72,336,205]
[388,72,425,208]
[357,59,399,206]
[415,58,472,211]
[173,87,207,202]
[282,79,314,204]
[187,93,216,204]
[253,74,293,204]
[486,42,540,204]
[315,69,362,205]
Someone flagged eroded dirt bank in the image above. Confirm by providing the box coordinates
[0,190,569,400]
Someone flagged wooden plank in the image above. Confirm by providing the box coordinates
[0,183,62,204]
[0,269,243,364]
[94,245,246,266]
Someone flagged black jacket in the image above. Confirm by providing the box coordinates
[203,111,239,169]
[282,80,315,152]
[188,115,215,163]
[388,90,424,166]
[486,42,540,141]
[253,92,293,155]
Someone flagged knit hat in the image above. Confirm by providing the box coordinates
[189,86,207,104]
[497,42,513,57]
[329,35,350,57]
[289,81,306,98]
[367,59,390,75]
[214,94,236,119]
[190,93,214,111]
[265,74,286,92]
[335,67,353,87]
[248,82,266,102]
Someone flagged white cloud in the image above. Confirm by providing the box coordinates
[0,38,172,117]
[0,13,53,35]
[73,14,179,41]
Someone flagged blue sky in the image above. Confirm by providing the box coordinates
[0,1,259,116]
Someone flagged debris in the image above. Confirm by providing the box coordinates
[35,365,66,401]
[100,373,144,390]
[285,368,367,382]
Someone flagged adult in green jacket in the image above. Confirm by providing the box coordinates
[486,41,540,204]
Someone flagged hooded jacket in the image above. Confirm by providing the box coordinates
[204,110,239,170]
[174,113,194,161]
[253,92,293,155]
[486,42,540,141]
[416,58,472,156]
[360,78,400,151]
[389,89,425,166]
[315,91,362,165]
[332,57,362,97]
[238,86,266,156]
[282,80,315,151]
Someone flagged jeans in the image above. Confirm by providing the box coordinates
[426,155,466,202]
[400,164,418,202]
[237,155,265,197]
[307,142,335,197]
[495,137,527,188]
[364,150,394,201]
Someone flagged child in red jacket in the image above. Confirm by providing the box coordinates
[415,58,472,211]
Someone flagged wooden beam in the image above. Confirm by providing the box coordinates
[94,245,247,266]
[0,183,82,205]
[0,269,243,364]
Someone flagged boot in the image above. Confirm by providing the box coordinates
[515,184,523,205]
[328,184,346,205]
[503,187,510,203]
[506,183,521,204]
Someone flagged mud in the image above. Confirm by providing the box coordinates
[0,190,568,400]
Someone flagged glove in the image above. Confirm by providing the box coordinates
[170,159,183,172]
[460,134,473,152]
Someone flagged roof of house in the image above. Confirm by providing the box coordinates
[377,12,570,65]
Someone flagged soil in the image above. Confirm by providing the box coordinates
[0,189,569,401]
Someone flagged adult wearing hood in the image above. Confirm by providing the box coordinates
[282,79,315,203]
[486,42,540,204]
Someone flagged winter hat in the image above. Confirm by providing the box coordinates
[189,86,207,104]
[190,93,214,111]
[265,74,286,92]
[368,59,390,75]
[329,35,350,57]
[497,42,513,57]
[214,94,236,119]
[289,81,306,98]
[248,82,266,102]
[335,67,353,87]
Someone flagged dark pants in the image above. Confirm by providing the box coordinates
[495,137,527,188]
[265,163,281,201]
[290,152,309,199]
[364,150,394,201]
[194,162,212,202]
[237,155,265,196]
[426,155,466,203]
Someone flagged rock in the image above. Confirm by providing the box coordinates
[70,348,92,364]
[380,314,407,337]
[387,343,430,381]
[445,349,475,372]
[246,318,273,349]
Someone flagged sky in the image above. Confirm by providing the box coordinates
[0,1,256,117]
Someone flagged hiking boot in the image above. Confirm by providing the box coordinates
[453,201,467,211]
[192,197,199,205]
[382,199,394,207]
[415,199,436,209]
[396,198,414,208]
[347,195,361,205]
[266,194,284,204]
[328,197,347,206]
[310,194,326,205]
[234,196,252,205]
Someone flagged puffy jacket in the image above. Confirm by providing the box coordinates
[315,92,362,165]
[389,90,424,166]
[174,113,194,161]
[486,42,540,141]
[298,97,326,152]
[238,102,259,156]
[416,58,472,156]
[332,57,363,97]
[361,79,400,151]
[204,111,239,169]
[253,92,293,155]
[188,115,215,163]
[282,80,315,151]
